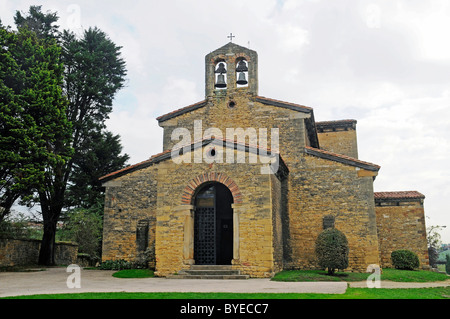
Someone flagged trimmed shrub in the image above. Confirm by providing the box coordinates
[315,228,349,275]
[391,250,420,270]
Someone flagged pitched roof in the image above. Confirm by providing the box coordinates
[156,96,314,123]
[254,96,313,114]
[304,146,380,171]
[156,100,208,123]
[374,191,425,200]
[98,158,154,183]
[99,137,286,183]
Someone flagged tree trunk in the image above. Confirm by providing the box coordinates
[38,188,64,266]
[38,217,57,265]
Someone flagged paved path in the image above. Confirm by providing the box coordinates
[349,279,450,289]
[1,267,449,298]
[0,267,348,297]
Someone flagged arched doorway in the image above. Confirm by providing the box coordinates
[194,182,233,265]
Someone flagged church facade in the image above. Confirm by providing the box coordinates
[99,42,429,278]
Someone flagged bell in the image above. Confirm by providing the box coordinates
[236,60,248,72]
[215,74,227,88]
[236,72,248,85]
[215,62,227,74]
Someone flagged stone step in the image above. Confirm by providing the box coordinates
[180,269,240,276]
[190,265,233,270]
[166,265,249,279]
[167,274,249,280]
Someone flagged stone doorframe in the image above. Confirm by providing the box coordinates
[179,172,243,266]
[180,203,243,266]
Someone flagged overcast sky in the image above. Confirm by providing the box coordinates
[2,0,450,243]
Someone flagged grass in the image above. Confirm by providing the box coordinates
[271,269,369,282]
[1,268,449,300]
[3,287,450,299]
[271,268,449,283]
[111,269,154,278]
[109,267,448,283]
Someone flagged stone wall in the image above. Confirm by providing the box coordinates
[104,92,382,275]
[286,152,380,272]
[153,146,282,278]
[0,239,78,267]
[101,165,157,265]
[375,193,429,269]
[270,173,284,274]
[204,43,259,97]
[158,92,312,162]
[316,120,359,159]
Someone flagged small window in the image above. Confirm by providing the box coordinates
[207,148,216,158]
[228,101,236,108]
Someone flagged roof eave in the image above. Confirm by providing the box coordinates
[156,100,208,123]
[304,146,380,172]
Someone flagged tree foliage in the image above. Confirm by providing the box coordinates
[14,5,60,40]
[35,25,127,265]
[315,228,349,275]
[66,130,129,209]
[59,206,103,259]
[0,24,71,223]
[1,5,128,265]
[427,225,445,268]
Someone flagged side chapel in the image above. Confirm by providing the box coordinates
[99,42,429,278]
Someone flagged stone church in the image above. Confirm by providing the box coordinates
[99,42,429,278]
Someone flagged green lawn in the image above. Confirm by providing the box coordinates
[3,287,450,299]
[271,268,449,283]
[2,268,449,300]
[110,267,448,283]
[112,269,154,278]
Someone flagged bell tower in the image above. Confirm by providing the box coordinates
[205,42,258,98]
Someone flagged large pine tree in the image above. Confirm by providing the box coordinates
[10,6,128,265]
[0,24,71,225]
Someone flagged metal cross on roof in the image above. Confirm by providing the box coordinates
[227,33,235,43]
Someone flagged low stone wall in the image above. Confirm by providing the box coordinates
[0,238,78,267]
[375,195,429,269]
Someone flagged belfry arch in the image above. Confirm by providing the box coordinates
[205,42,258,97]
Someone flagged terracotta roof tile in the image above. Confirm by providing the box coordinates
[374,191,425,199]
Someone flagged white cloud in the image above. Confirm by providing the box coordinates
[3,0,450,242]
[390,0,450,62]
[276,24,309,52]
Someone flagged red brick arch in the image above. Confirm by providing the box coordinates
[181,172,242,205]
